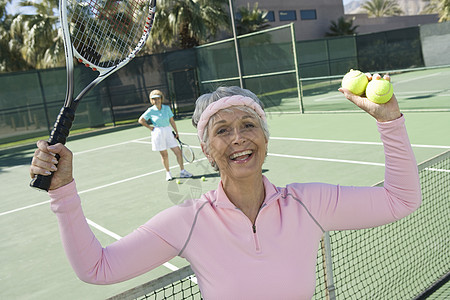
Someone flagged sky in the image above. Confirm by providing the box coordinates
[5,0,34,15]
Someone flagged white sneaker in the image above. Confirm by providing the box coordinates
[166,172,173,181]
[180,169,193,178]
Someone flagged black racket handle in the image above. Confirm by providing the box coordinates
[172,131,181,142]
[30,107,75,191]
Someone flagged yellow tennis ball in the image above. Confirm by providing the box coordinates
[176,179,181,184]
[341,69,369,96]
[201,176,206,181]
[365,78,393,104]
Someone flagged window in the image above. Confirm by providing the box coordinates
[279,10,296,21]
[265,11,275,22]
[300,9,317,20]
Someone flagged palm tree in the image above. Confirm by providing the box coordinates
[0,0,33,72]
[17,0,64,69]
[326,16,359,36]
[422,0,450,22]
[235,2,270,35]
[0,0,63,71]
[361,0,404,17]
[0,0,8,24]
[1,0,13,71]
[148,0,230,51]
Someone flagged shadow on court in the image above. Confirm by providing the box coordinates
[0,151,32,171]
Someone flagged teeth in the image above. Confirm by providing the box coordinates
[230,150,253,160]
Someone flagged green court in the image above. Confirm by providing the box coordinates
[268,66,450,114]
[1,107,449,299]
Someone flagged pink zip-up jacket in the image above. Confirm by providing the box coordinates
[49,116,421,299]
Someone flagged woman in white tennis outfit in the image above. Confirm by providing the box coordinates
[138,90,192,181]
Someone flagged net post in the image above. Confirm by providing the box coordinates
[290,22,304,113]
[322,231,336,300]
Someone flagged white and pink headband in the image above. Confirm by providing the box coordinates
[197,95,266,142]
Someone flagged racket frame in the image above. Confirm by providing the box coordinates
[181,142,195,163]
[60,0,74,108]
[68,0,156,111]
[30,0,156,191]
[173,131,195,163]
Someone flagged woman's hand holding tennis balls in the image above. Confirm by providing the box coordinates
[30,141,74,190]
[339,73,402,122]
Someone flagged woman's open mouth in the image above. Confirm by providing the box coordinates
[229,150,253,162]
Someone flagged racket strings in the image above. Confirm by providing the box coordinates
[108,0,143,64]
[182,145,195,163]
[68,0,152,68]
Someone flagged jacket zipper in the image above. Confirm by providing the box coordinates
[238,204,264,252]
[251,220,262,252]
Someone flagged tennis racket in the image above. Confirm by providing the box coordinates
[30,0,157,191]
[172,131,195,163]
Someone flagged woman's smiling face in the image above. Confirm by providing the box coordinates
[205,106,268,180]
[150,96,162,106]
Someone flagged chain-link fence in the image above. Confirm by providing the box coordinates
[197,24,301,114]
[0,49,198,145]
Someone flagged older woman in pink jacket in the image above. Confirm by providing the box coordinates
[30,73,421,299]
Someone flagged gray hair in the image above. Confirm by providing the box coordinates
[192,86,269,170]
[192,86,269,142]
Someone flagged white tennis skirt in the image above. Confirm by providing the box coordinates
[151,126,179,151]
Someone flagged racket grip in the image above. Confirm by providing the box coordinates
[30,107,75,191]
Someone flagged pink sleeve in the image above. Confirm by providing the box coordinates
[49,181,178,284]
[307,115,422,231]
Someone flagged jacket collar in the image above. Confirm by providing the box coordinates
[203,175,282,209]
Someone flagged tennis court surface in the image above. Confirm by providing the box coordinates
[1,111,449,299]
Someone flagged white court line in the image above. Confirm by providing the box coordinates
[182,133,449,150]
[268,153,385,166]
[74,137,149,155]
[425,168,450,173]
[78,169,168,194]
[86,219,179,271]
[78,158,207,195]
[269,136,450,149]
[87,219,122,240]
[0,139,150,171]
[0,200,50,217]
[312,90,450,102]
[391,90,450,95]
[2,165,23,172]
[393,72,442,84]
[132,140,151,144]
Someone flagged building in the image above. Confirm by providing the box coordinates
[234,0,345,40]
[234,0,439,40]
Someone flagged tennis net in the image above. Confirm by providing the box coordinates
[109,150,449,299]
[327,150,449,299]
[107,265,200,300]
